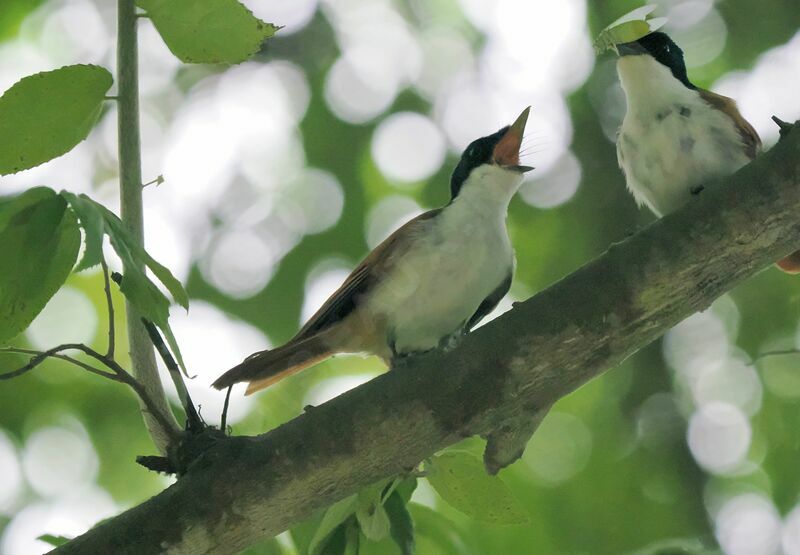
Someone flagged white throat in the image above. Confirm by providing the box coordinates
[450,164,524,216]
[617,55,697,113]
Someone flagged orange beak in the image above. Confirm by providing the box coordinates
[493,106,533,173]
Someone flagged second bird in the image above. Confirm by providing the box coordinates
[614,31,800,272]
[214,108,533,395]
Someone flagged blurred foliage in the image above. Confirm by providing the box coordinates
[1,0,800,554]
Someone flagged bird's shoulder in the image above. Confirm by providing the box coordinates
[698,88,762,159]
[294,208,442,340]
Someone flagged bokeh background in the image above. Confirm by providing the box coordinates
[1,0,800,553]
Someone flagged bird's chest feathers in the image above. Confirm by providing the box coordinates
[617,60,750,216]
[372,198,512,352]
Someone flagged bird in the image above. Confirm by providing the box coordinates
[614,31,800,272]
[213,107,533,395]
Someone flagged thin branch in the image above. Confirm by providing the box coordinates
[221,386,233,432]
[750,348,800,364]
[101,258,116,359]
[0,343,180,444]
[1,347,120,380]
[0,344,110,380]
[117,0,180,452]
[140,317,203,432]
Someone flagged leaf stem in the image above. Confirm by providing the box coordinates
[117,0,180,453]
[100,258,116,359]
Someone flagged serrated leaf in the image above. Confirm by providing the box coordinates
[137,0,278,64]
[0,188,80,343]
[0,65,112,175]
[356,489,391,542]
[385,491,414,555]
[37,534,72,547]
[426,451,531,525]
[60,191,104,271]
[309,495,358,555]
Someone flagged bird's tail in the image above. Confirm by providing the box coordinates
[777,250,800,274]
[212,332,335,395]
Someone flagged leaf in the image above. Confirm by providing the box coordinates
[426,451,531,525]
[37,534,72,547]
[385,491,414,555]
[308,495,358,555]
[60,191,104,271]
[136,0,279,64]
[407,504,466,555]
[0,188,80,343]
[356,488,391,542]
[59,192,189,372]
[0,65,112,175]
[593,5,668,53]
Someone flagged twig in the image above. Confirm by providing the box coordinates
[140,317,203,433]
[221,386,233,432]
[0,346,119,381]
[772,116,794,139]
[750,348,800,365]
[142,175,164,188]
[101,258,116,359]
[0,343,181,444]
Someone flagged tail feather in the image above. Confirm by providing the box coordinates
[212,333,334,394]
[777,249,800,274]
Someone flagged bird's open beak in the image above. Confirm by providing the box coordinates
[493,106,534,173]
[616,40,647,57]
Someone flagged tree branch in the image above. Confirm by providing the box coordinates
[116,0,180,452]
[56,123,800,554]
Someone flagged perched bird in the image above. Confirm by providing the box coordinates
[614,31,800,272]
[214,108,533,395]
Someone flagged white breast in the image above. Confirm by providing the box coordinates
[368,166,519,354]
[616,56,751,217]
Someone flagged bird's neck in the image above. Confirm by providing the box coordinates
[617,56,698,114]
[448,165,522,220]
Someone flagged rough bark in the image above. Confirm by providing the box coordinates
[56,123,800,554]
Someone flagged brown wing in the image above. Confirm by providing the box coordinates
[699,89,762,160]
[293,209,442,341]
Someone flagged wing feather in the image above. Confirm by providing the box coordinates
[699,89,762,160]
[293,209,441,341]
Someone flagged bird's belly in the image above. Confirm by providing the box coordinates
[368,231,511,354]
[619,107,751,216]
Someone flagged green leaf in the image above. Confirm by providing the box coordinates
[426,451,531,525]
[136,0,279,64]
[593,5,668,53]
[385,491,414,555]
[37,534,72,547]
[309,495,358,555]
[59,192,189,372]
[356,488,390,542]
[407,504,466,555]
[0,188,80,343]
[60,191,104,271]
[0,65,112,175]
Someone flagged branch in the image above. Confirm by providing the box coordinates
[0,344,181,445]
[116,0,180,452]
[56,123,800,554]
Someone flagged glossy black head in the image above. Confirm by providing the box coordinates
[617,31,694,89]
[449,127,509,199]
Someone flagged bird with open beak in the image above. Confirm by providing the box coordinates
[614,31,800,272]
[213,108,533,395]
